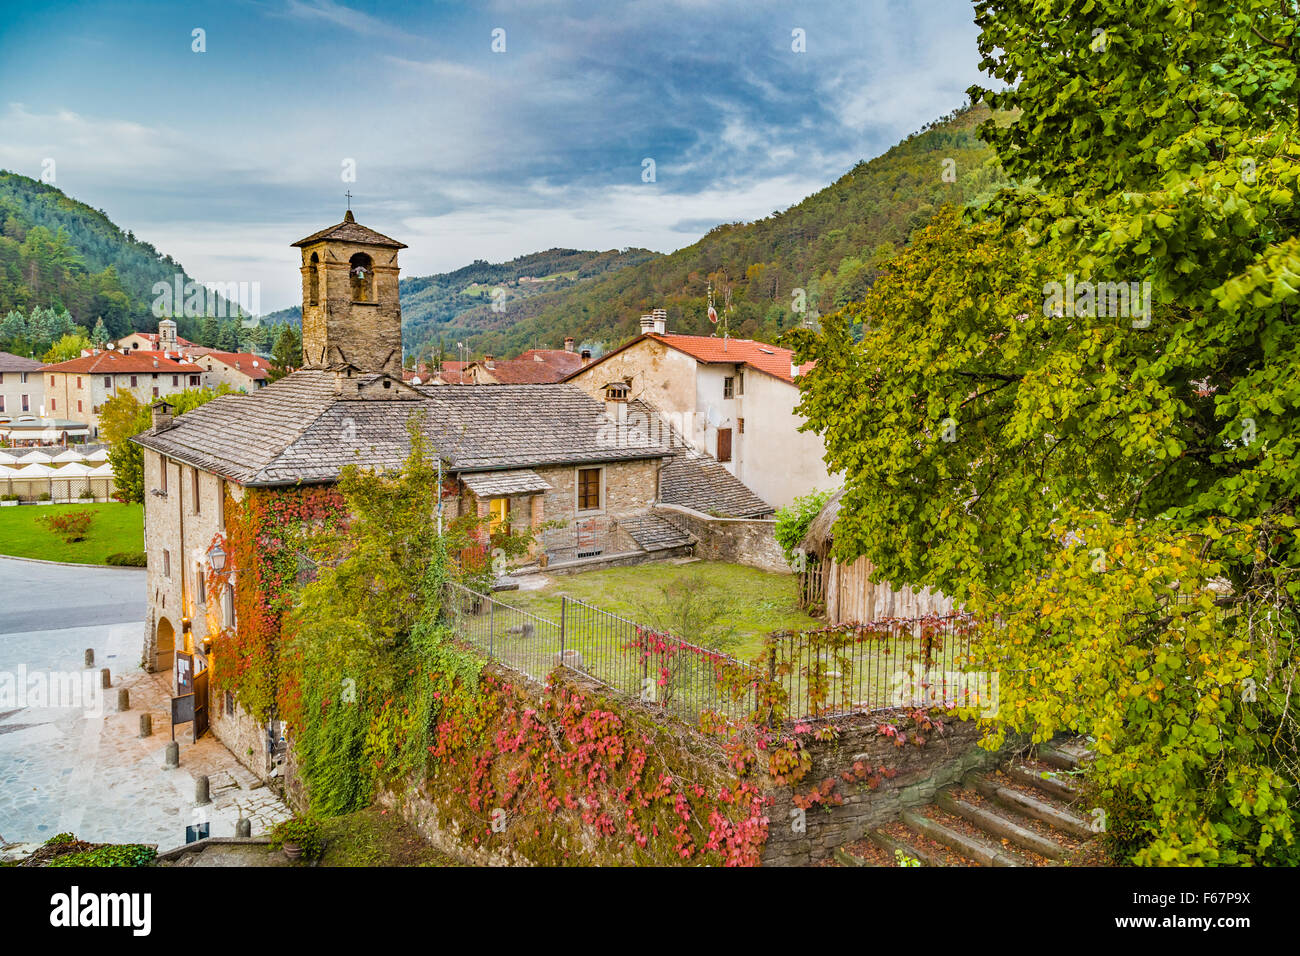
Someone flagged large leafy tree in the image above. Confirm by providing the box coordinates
[788,0,1300,863]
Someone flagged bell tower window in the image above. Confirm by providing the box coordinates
[308,252,320,306]
[350,253,374,302]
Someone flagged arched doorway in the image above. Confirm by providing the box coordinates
[155,617,175,682]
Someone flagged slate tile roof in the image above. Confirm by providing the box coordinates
[134,369,674,486]
[0,351,44,373]
[616,512,695,552]
[291,211,407,249]
[461,469,551,497]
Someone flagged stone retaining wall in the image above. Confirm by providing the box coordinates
[654,503,789,574]
[760,711,1018,866]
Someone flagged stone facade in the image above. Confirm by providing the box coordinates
[760,713,1019,866]
[296,213,405,377]
[140,447,239,681]
[655,502,789,573]
[533,459,659,560]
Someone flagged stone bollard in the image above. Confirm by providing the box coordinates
[164,740,179,769]
[139,713,152,738]
[100,668,111,689]
[117,688,130,712]
[195,775,211,805]
[84,648,94,667]
[235,818,252,838]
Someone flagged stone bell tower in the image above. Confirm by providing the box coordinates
[291,209,407,376]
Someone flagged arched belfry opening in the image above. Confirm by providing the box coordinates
[308,252,320,306]
[350,252,374,302]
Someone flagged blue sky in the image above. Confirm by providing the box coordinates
[0,0,986,312]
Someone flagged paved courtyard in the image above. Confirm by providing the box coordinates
[0,556,290,857]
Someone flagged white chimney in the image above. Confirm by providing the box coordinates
[639,315,655,335]
[563,337,575,352]
[604,382,630,422]
[791,360,799,379]
[652,309,667,334]
[484,354,495,370]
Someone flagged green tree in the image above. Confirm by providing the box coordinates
[787,1,1300,864]
[42,331,92,363]
[268,324,301,382]
[102,385,235,503]
[89,317,108,346]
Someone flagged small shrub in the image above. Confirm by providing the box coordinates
[37,492,51,501]
[269,816,324,860]
[43,832,77,847]
[38,509,95,543]
[106,551,147,567]
[0,493,18,501]
[79,489,94,500]
[774,489,833,565]
[48,844,156,867]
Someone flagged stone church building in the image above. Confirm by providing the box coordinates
[132,211,768,766]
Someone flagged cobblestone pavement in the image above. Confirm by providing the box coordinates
[0,557,290,857]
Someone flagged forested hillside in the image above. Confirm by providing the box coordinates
[0,172,227,342]
[451,104,1008,357]
[262,246,657,358]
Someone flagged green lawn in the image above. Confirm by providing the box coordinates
[497,560,820,660]
[0,502,144,565]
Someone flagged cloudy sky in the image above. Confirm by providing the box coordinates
[0,0,986,312]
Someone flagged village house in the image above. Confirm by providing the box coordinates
[132,211,770,761]
[193,350,269,391]
[563,312,837,508]
[116,327,203,353]
[0,350,43,419]
[41,334,206,438]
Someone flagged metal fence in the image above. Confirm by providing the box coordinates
[444,582,762,726]
[764,615,985,722]
[444,583,986,729]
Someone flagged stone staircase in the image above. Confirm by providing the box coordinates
[831,738,1102,867]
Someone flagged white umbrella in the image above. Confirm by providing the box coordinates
[88,462,115,478]
[84,447,109,462]
[51,462,94,478]
[12,461,57,477]
[51,448,87,463]
[0,450,19,465]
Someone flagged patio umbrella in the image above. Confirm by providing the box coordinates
[51,448,88,464]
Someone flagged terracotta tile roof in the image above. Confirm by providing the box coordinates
[125,331,198,348]
[41,349,203,375]
[133,370,674,486]
[479,349,584,384]
[646,333,814,383]
[0,351,43,373]
[563,332,813,385]
[202,351,269,380]
[292,210,407,249]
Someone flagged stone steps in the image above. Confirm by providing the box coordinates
[835,736,1098,868]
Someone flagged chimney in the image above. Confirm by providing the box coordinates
[791,360,800,379]
[581,349,592,366]
[484,354,495,370]
[652,309,667,334]
[534,353,543,362]
[564,337,575,352]
[151,399,175,431]
[640,314,655,335]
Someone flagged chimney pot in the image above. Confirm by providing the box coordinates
[652,309,667,334]
[564,337,575,352]
[640,314,655,334]
[485,354,495,370]
[581,349,592,366]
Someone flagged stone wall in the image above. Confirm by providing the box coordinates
[654,502,789,573]
[760,711,1018,867]
[534,459,659,560]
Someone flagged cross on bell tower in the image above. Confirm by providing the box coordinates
[291,211,407,376]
